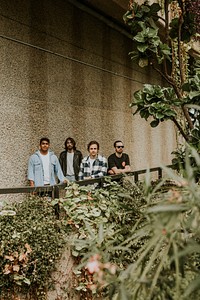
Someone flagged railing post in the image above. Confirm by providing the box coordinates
[158,168,162,179]
[100,178,104,188]
[52,186,55,199]
[54,185,60,199]
[134,172,139,182]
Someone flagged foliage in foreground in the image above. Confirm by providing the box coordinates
[1,150,200,300]
[57,151,200,300]
[0,197,66,299]
[52,177,146,298]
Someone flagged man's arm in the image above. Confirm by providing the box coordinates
[110,166,122,174]
[124,165,131,172]
[92,157,108,178]
[110,165,131,174]
[55,156,66,183]
[78,161,84,180]
[78,151,83,165]
[109,154,131,174]
[59,152,64,171]
[124,154,131,172]
[28,157,35,186]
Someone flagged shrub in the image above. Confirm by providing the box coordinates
[0,196,66,299]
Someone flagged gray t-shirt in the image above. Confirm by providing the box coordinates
[67,152,74,175]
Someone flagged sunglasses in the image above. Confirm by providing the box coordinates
[116,146,124,148]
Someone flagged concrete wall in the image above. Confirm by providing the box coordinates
[0,0,177,190]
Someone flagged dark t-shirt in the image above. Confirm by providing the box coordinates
[108,153,130,170]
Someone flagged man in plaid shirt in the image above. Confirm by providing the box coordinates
[78,141,107,180]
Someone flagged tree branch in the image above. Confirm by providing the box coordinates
[152,64,174,86]
[178,11,185,85]
[164,0,170,44]
[172,117,188,141]
[182,105,194,130]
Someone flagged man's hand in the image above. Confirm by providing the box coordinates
[108,170,115,175]
[29,180,34,187]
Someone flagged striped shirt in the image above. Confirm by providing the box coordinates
[78,155,107,180]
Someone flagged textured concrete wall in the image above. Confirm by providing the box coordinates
[0,0,177,191]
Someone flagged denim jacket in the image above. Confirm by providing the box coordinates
[28,150,65,186]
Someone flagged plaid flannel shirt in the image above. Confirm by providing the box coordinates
[78,155,107,180]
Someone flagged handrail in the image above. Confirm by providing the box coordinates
[0,167,163,199]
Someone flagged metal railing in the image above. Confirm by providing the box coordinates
[0,167,163,199]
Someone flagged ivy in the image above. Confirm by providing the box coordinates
[0,197,67,299]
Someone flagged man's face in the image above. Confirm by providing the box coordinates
[40,141,50,153]
[89,144,98,158]
[115,142,124,154]
[66,140,74,150]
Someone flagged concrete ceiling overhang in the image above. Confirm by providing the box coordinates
[69,0,132,38]
[79,0,129,25]
[71,0,200,58]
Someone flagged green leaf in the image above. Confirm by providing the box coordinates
[150,3,161,14]
[72,250,79,257]
[143,84,155,94]
[141,5,150,13]
[140,109,149,119]
[134,33,145,43]
[150,119,159,127]
[137,44,149,53]
[0,210,16,216]
[147,204,188,213]
[98,223,104,245]
[188,91,200,99]
[129,50,139,60]
[90,208,101,217]
[183,276,200,298]
[160,43,171,56]
[165,110,176,117]
[156,112,164,119]
[23,278,31,285]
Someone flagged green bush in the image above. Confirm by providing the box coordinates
[0,196,66,299]
[63,162,200,299]
[2,162,200,300]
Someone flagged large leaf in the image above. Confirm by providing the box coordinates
[147,204,189,213]
[134,33,145,43]
[137,44,149,52]
[150,119,159,127]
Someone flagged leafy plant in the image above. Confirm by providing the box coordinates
[2,162,200,300]
[125,0,200,144]
[0,196,67,299]
[68,150,200,300]
[53,177,147,298]
[131,84,179,127]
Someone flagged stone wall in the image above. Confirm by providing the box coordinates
[0,0,177,192]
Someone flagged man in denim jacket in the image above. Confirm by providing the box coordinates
[28,137,66,187]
